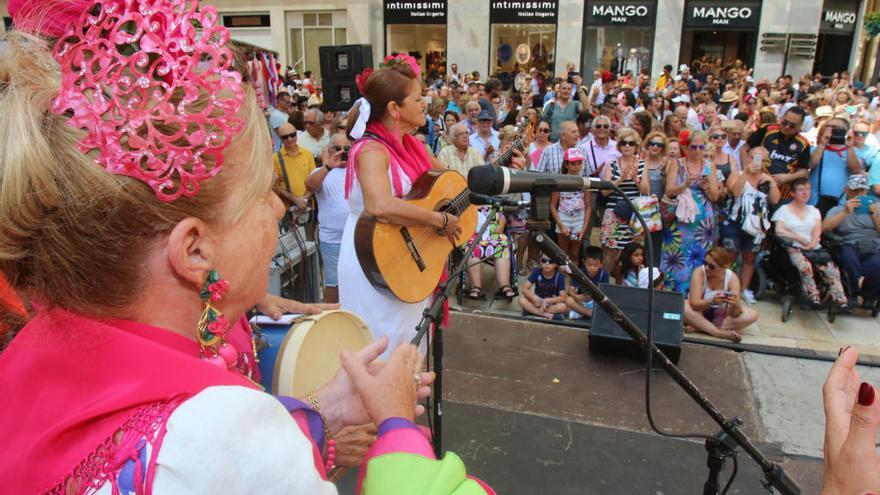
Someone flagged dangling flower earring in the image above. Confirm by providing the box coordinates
[393,110,401,141]
[197,270,238,369]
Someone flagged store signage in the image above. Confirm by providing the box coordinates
[383,0,447,24]
[821,9,857,32]
[584,0,656,27]
[683,1,760,29]
[490,0,558,24]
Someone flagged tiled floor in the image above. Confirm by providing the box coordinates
[453,263,880,359]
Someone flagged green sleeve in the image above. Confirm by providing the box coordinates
[361,452,488,495]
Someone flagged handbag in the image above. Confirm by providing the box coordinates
[632,195,662,233]
[660,195,678,226]
[802,248,832,266]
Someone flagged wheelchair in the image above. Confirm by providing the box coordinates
[751,233,850,323]
[453,206,521,304]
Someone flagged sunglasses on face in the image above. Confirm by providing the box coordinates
[280,133,297,140]
[780,120,800,129]
[620,140,637,147]
[540,258,554,264]
[648,141,664,148]
[332,145,351,152]
[539,127,550,134]
[593,124,611,129]
[711,134,726,140]
[690,144,706,150]
[856,131,869,137]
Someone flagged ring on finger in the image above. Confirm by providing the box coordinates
[414,373,422,386]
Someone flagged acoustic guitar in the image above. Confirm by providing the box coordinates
[354,170,478,303]
[354,118,529,303]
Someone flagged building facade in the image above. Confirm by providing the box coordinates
[0,0,877,84]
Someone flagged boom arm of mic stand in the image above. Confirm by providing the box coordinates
[526,208,799,495]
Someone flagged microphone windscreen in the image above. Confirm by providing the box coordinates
[467,165,502,195]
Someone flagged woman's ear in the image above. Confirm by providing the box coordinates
[166,218,215,288]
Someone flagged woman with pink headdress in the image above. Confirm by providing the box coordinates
[0,1,493,493]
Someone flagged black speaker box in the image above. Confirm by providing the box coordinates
[319,44,373,79]
[322,78,361,112]
[589,284,684,363]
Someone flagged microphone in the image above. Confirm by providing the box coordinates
[468,192,529,208]
[467,165,615,196]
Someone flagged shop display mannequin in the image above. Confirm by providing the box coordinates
[610,48,626,78]
[623,48,640,76]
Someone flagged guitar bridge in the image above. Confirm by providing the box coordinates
[399,227,426,272]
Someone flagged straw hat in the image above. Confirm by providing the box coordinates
[719,91,738,103]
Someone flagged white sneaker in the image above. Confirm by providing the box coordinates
[742,290,757,305]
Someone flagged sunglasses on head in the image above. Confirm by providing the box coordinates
[280,133,297,140]
[690,144,706,150]
[620,140,637,147]
[593,123,611,129]
[648,141,664,148]
[711,133,726,140]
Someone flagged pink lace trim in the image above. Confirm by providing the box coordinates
[46,399,182,495]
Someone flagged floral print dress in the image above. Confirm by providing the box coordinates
[470,206,511,260]
[660,161,723,294]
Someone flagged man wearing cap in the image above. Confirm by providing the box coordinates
[470,109,500,161]
[822,175,880,309]
[479,77,503,127]
[744,107,811,201]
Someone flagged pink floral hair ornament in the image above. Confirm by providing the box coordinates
[49,0,244,201]
[381,53,421,79]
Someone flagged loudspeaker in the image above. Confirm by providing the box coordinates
[319,44,373,79]
[322,79,361,112]
[589,284,684,363]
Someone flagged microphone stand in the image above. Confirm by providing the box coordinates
[525,184,799,495]
[411,199,506,458]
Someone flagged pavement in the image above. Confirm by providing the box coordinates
[337,312,845,494]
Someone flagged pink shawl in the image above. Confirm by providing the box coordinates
[0,308,258,493]
[345,121,434,198]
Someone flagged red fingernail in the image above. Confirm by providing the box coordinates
[859,382,875,406]
[839,346,851,356]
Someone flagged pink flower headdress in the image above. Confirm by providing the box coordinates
[23,0,245,201]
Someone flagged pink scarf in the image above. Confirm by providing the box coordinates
[345,121,434,198]
[0,308,257,493]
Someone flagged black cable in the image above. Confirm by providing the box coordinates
[721,455,739,495]
[613,185,709,441]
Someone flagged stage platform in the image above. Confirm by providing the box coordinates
[335,311,859,494]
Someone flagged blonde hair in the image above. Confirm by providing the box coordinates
[499,125,518,143]
[616,128,641,151]
[0,30,273,317]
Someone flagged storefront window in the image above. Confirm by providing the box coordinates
[489,1,558,87]
[814,0,859,76]
[679,0,761,68]
[384,0,448,82]
[582,1,656,79]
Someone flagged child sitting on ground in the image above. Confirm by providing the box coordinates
[617,243,645,287]
[518,253,568,320]
[566,246,610,319]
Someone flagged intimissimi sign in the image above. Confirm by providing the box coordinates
[585,1,657,27]
[490,0,558,24]
[684,0,761,30]
[383,0,447,24]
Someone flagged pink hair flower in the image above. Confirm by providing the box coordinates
[383,53,420,79]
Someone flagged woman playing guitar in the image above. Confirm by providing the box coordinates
[340,55,522,357]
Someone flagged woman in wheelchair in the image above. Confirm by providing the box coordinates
[684,247,758,343]
[465,206,516,301]
[771,177,852,312]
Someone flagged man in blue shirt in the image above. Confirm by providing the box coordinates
[808,115,861,216]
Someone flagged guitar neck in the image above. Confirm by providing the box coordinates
[491,139,526,167]
[445,189,473,217]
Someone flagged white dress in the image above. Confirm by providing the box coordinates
[338,154,430,360]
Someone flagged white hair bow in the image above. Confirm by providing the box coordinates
[349,97,371,140]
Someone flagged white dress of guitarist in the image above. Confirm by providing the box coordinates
[338,147,429,360]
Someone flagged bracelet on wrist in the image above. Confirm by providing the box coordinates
[324,163,332,172]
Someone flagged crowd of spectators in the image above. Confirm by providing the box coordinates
[267,59,880,340]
